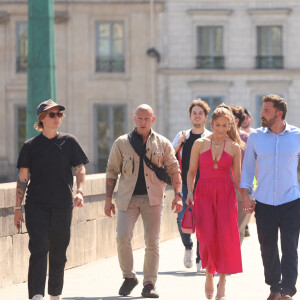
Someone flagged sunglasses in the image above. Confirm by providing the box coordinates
[48,112,63,118]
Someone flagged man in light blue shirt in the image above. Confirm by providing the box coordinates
[240,94,300,300]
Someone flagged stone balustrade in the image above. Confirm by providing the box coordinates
[0,174,178,288]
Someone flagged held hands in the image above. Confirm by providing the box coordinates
[186,192,194,205]
[172,195,183,213]
[104,199,116,218]
[242,194,256,214]
[73,192,84,207]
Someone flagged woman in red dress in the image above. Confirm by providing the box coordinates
[187,106,244,300]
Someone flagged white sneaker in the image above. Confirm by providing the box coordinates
[183,249,193,268]
[50,296,60,300]
[32,295,43,300]
[196,261,205,273]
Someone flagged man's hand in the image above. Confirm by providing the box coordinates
[104,199,116,217]
[73,192,84,207]
[171,195,183,213]
[242,194,255,214]
[178,132,186,146]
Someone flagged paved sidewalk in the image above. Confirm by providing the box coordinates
[1,223,299,300]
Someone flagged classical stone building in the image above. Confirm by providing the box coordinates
[0,0,163,182]
[1,0,300,183]
[158,0,300,139]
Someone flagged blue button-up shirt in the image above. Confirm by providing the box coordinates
[240,123,300,206]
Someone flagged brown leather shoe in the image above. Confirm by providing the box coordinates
[281,293,293,300]
[267,292,281,300]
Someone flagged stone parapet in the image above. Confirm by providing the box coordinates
[0,174,178,288]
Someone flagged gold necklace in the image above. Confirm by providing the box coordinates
[212,137,225,149]
[212,137,225,169]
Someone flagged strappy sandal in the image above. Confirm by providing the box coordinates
[205,272,214,299]
[215,282,226,300]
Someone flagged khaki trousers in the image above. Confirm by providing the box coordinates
[116,194,163,285]
[236,189,251,245]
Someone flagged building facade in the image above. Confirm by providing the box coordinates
[158,0,300,139]
[0,0,163,182]
[1,0,300,182]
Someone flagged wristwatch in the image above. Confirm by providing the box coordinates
[77,187,84,195]
[175,192,183,198]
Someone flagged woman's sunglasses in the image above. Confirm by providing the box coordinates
[48,112,63,118]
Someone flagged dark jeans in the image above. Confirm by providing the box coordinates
[25,204,73,299]
[177,184,201,263]
[255,199,300,297]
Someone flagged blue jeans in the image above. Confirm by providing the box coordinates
[177,184,201,263]
[255,199,300,297]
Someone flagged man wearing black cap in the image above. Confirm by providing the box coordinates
[241,108,254,134]
[14,99,89,300]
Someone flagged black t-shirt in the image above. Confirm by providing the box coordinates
[133,133,147,195]
[181,131,201,185]
[17,133,89,208]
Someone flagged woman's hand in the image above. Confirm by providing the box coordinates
[186,192,194,205]
[14,209,24,230]
[73,193,84,207]
[242,194,255,214]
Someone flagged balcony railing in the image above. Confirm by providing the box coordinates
[196,56,224,69]
[96,56,125,73]
[256,56,283,69]
[16,56,27,73]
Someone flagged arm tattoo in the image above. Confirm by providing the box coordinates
[106,178,117,198]
[16,178,28,203]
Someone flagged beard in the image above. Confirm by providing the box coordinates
[241,121,250,129]
[193,123,202,128]
[261,115,276,128]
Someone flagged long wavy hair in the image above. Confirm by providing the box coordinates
[212,106,245,149]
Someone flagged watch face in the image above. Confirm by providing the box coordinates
[177,192,183,197]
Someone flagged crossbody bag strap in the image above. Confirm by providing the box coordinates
[127,132,158,172]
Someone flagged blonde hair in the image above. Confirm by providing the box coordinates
[212,106,245,149]
[34,111,65,131]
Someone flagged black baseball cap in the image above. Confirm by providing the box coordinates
[244,108,252,118]
[36,99,65,115]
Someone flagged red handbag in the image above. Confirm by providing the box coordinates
[181,203,195,234]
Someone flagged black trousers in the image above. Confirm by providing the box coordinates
[25,205,73,299]
[255,199,300,296]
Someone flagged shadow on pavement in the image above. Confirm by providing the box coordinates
[63,297,144,300]
[136,271,205,277]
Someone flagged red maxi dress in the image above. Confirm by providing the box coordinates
[194,140,242,275]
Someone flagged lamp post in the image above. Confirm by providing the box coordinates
[26,0,57,139]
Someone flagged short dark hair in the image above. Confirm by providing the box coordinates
[188,99,210,116]
[262,94,287,120]
[231,106,246,128]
